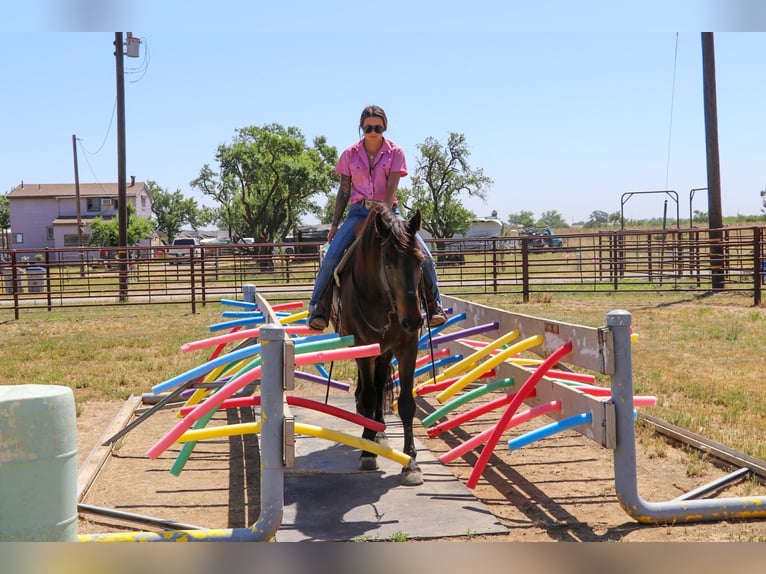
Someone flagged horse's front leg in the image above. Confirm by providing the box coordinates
[396,351,423,486]
[354,357,380,471]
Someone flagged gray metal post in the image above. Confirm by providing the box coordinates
[608,309,766,523]
[243,283,257,304]
[246,323,286,540]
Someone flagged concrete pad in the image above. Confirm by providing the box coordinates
[276,396,508,541]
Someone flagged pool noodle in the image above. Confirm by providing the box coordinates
[151,343,263,394]
[147,343,381,459]
[414,370,498,397]
[170,354,266,472]
[436,334,544,403]
[152,334,354,395]
[427,391,520,436]
[219,298,258,309]
[209,316,265,332]
[294,370,350,391]
[440,400,562,463]
[466,340,573,489]
[419,320,499,349]
[181,325,313,353]
[508,412,593,451]
[176,422,411,467]
[417,313,467,347]
[421,378,515,427]
[178,395,385,432]
[421,329,520,388]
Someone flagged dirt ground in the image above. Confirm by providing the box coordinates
[75,391,766,543]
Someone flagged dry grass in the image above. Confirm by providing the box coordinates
[2,291,765,461]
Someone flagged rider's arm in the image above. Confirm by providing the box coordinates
[385,172,401,208]
[329,175,351,242]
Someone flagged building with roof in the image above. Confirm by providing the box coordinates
[6,178,153,255]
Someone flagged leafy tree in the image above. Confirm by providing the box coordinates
[189,166,240,239]
[148,181,205,243]
[192,124,338,244]
[0,193,9,248]
[761,189,766,212]
[608,211,622,226]
[536,210,568,229]
[402,133,492,238]
[693,209,709,223]
[584,210,609,229]
[88,204,154,247]
[508,210,535,228]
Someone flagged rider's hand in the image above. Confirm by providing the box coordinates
[327,226,338,243]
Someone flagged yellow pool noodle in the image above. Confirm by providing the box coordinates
[435,334,545,403]
[416,329,521,392]
[176,421,411,467]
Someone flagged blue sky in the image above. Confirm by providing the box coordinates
[2,5,766,225]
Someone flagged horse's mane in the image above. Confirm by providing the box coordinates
[358,204,425,263]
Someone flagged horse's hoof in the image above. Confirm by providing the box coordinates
[400,468,423,487]
[359,456,379,471]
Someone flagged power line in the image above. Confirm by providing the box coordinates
[664,32,679,190]
[78,97,117,156]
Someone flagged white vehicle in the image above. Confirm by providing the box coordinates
[168,237,202,261]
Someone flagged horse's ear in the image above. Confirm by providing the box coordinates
[374,209,392,240]
[408,209,422,235]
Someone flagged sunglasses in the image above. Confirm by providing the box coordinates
[363,125,385,134]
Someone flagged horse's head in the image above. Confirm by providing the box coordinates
[364,205,425,333]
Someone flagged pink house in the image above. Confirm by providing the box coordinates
[6,179,153,256]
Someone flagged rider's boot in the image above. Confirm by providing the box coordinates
[422,276,447,328]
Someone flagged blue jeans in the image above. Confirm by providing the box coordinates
[309,203,442,313]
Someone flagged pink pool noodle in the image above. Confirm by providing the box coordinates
[467,340,573,489]
[181,325,313,352]
[440,400,562,463]
[271,301,305,311]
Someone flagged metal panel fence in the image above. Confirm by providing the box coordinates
[1,226,764,319]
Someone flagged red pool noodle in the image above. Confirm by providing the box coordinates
[466,340,573,489]
[427,391,523,437]
[178,395,385,432]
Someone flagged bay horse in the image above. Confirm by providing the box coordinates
[330,203,425,486]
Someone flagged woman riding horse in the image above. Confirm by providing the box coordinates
[307,104,446,332]
[334,203,427,486]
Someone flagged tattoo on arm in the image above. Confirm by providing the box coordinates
[332,176,351,227]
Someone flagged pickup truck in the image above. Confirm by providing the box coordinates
[167,238,202,262]
[521,227,564,249]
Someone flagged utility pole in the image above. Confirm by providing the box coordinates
[71,135,83,248]
[701,32,724,290]
[72,134,85,277]
[115,32,129,301]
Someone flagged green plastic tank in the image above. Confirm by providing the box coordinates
[0,384,78,541]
